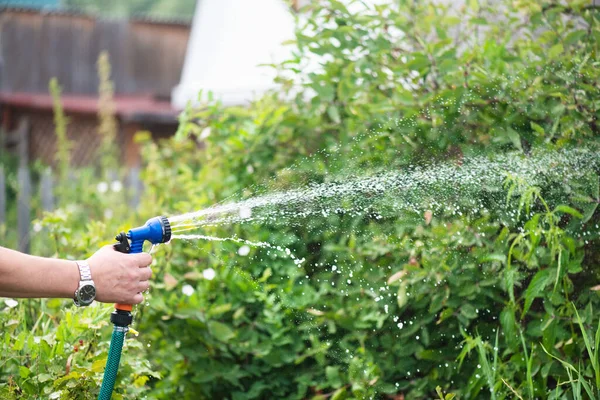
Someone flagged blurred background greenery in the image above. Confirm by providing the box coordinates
[1,0,600,399]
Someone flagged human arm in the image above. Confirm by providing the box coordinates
[0,245,152,304]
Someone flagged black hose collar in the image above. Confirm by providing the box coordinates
[110,309,133,327]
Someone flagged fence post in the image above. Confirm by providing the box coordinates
[0,165,5,230]
[128,167,142,209]
[40,167,55,212]
[0,123,5,241]
[17,165,31,253]
[17,117,31,253]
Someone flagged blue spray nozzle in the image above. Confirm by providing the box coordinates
[114,216,172,254]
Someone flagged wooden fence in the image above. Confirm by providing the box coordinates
[0,8,190,98]
[0,164,142,254]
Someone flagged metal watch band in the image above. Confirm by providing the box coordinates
[76,260,92,281]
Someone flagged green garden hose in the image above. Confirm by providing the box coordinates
[98,326,127,400]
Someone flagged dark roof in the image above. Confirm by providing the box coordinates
[0,4,192,25]
[0,92,180,123]
[0,0,59,10]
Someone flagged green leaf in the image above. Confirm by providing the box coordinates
[471,17,488,25]
[19,366,30,379]
[37,373,52,383]
[233,307,246,320]
[407,53,430,71]
[208,321,235,342]
[258,268,272,283]
[133,375,150,388]
[523,269,551,317]
[460,304,478,320]
[506,128,523,151]
[326,366,342,388]
[572,303,600,387]
[92,358,107,373]
[209,303,233,316]
[548,43,564,59]
[480,253,506,264]
[397,281,408,309]
[331,387,347,400]
[436,386,444,399]
[553,205,583,219]
[437,307,454,324]
[13,331,26,351]
[530,122,545,136]
[500,307,517,343]
[581,202,598,223]
[327,106,341,124]
[564,30,586,46]
[387,270,407,285]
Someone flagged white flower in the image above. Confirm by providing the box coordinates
[200,127,211,139]
[182,284,195,296]
[104,209,114,219]
[239,207,252,219]
[202,268,216,280]
[238,245,250,256]
[97,182,108,193]
[246,164,255,174]
[4,299,18,308]
[111,181,123,193]
[33,222,43,232]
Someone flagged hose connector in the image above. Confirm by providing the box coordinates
[110,309,133,327]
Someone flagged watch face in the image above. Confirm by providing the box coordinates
[79,284,96,303]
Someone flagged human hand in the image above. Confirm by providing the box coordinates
[87,245,152,304]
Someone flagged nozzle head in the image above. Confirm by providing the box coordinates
[127,216,171,253]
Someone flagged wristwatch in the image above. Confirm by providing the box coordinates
[73,260,96,306]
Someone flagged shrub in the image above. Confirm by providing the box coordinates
[136,0,600,398]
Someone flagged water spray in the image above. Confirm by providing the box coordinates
[97,216,171,400]
[91,148,598,399]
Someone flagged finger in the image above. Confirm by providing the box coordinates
[139,281,150,292]
[131,253,152,267]
[132,292,144,304]
[139,267,152,281]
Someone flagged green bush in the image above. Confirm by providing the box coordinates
[1,0,600,399]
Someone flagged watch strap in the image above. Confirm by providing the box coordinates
[76,260,92,281]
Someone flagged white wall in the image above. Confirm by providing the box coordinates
[172,0,295,108]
